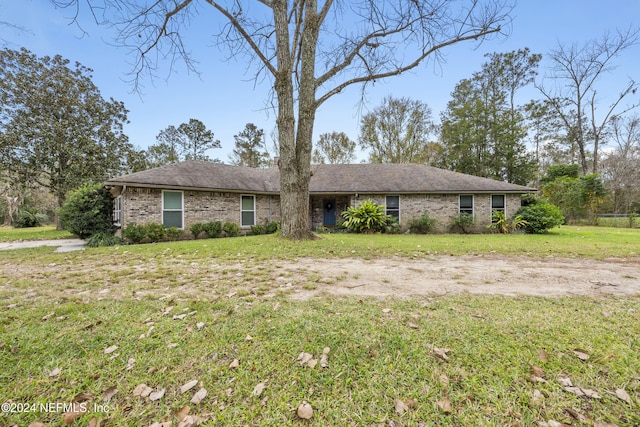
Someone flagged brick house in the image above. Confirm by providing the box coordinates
[106,160,536,233]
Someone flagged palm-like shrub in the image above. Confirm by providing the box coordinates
[341,200,390,233]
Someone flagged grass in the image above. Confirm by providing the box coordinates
[0,225,74,242]
[0,226,639,426]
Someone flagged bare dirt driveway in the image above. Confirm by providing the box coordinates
[283,255,640,299]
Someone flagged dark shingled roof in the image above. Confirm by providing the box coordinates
[106,161,535,194]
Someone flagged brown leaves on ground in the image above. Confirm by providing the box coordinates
[437,397,453,414]
[572,348,590,361]
[296,401,313,419]
[431,347,452,362]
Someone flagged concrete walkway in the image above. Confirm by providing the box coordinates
[0,239,86,252]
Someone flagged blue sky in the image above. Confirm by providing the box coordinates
[2,1,639,163]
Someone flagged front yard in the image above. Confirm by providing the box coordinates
[0,227,638,426]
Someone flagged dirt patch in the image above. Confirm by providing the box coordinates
[281,255,640,299]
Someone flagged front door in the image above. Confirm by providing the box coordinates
[323,199,336,225]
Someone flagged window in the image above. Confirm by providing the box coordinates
[241,195,255,227]
[491,194,505,217]
[386,195,400,221]
[162,190,183,228]
[459,195,473,215]
[113,195,122,227]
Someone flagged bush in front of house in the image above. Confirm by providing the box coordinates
[223,222,240,237]
[122,223,146,243]
[248,221,280,236]
[86,231,124,247]
[59,183,115,239]
[144,222,166,242]
[165,226,183,240]
[190,223,205,239]
[341,200,391,233]
[203,221,223,238]
[408,212,436,234]
[12,207,49,228]
[516,203,564,234]
[450,212,475,234]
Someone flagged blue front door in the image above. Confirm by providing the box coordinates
[323,199,336,225]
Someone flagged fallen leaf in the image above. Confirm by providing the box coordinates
[564,407,587,421]
[28,423,47,427]
[229,359,239,369]
[307,358,318,369]
[405,398,417,408]
[573,348,590,361]
[394,398,409,414]
[149,388,166,401]
[557,376,573,387]
[531,389,544,406]
[103,345,118,354]
[190,388,207,404]
[176,405,190,420]
[530,365,545,378]
[102,385,118,402]
[49,367,61,378]
[133,383,153,397]
[126,358,135,370]
[297,352,313,365]
[538,350,549,363]
[320,347,330,368]
[63,410,83,425]
[181,379,199,394]
[546,421,564,427]
[564,386,601,399]
[167,343,178,348]
[245,335,253,341]
[615,388,631,404]
[42,312,55,321]
[177,415,199,427]
[296,401,313,419]
[382,308,392,313]
[162,306,174,315]
[196,322,205,330]
[87,417,104,427]
[431,347,451,362]
[173,314,187,320]
[407,322,419,329]
[439,374,449,387]
[73,392,93,403]
[252,382,266,397]
[437,397,452,413]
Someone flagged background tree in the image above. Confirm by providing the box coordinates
[359,96,435,164]
[0,48,134,211]
[229,123,269,168]
[439,49,539,185]
[178,118,220,161]
[312,132,356,164]
[54,0,512,239]
[147,119,220,167]
[536,28,640,174]
[599,115,640,215]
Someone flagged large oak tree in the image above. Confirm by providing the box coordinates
[0,48,134,210]
[55,0,513,239]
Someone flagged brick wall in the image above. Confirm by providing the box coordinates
[121,187,281,231]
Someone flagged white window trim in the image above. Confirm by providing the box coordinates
[490,194,506,217]
[113,195,122,227]
[459,194,474,216]
[240,194,256,227]
[162,190,184,229]
[385,195,400,222]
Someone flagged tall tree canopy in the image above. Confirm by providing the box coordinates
[312,131,356,164]
[229,123,269,168]
[54,0,513,238]
[0,47,134,208]
[359,96,435,164]
[147,119,220,167]
[439,48,539,185]
[537,28,640,174]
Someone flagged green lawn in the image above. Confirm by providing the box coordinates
[0,225,74,242]
[0,227,638,426]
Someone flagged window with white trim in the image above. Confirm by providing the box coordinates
[162,190,183,229]
[241,195,255,227]
[386,195,400,221]
[491,194,505,218]
[459,195,473,215]
[113,195,122,227]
